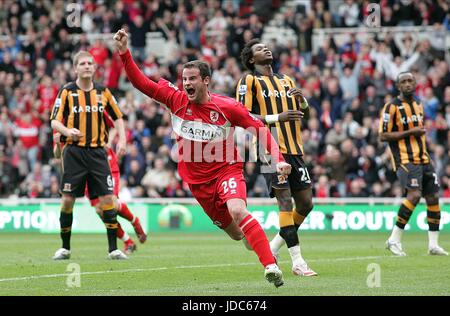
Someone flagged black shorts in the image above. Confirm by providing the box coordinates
[262,154,312,198]
[396,162,439,196]
[60,145,114,198]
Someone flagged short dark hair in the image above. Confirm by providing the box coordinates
[183,60,211,79]
[396,71,413,83]
[240,38,261,71]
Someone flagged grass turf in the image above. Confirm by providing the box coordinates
[0,232,448,296]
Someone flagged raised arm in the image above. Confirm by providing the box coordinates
[114,29,185,109]
[114,29,160,99]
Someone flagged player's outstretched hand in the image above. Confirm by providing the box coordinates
[276,162,292,176]
[113,29,129,54]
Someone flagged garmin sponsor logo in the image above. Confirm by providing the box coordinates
[171,114,230,142]
[180,126,224,141]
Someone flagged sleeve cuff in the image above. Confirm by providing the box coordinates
[119,49,131,58]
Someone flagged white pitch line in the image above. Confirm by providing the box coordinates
[0,267,168,282]
[0,255,389,283]
[310,255,386,262]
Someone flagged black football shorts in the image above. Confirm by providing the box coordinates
[396,162,439,196]
[262,154,312,198]
[60,145,114,198]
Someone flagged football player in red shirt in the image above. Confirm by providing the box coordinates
[115,29,290,287]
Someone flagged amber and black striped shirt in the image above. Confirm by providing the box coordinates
[50,82,123,148]
[379,97,430,170]
[236,72,304,155]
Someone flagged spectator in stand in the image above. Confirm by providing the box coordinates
[14,112,41,171]
[89,39,110,67]
[423,87,441,120]
[129,15,150,61]
[338,0,360,27]
[314,175,330,198]
[141,156,171,195]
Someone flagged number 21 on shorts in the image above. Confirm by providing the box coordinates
[222,178,237,194]
[299,167,311,183]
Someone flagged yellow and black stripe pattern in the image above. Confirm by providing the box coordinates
[395,199,415,229]
[379,97,430,170]
[50,82,122,148]
[427,204,441,231]
[236,73,304,155]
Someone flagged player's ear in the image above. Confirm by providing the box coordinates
[203,76,210,86]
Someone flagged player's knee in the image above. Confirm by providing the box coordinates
[425,194,439,206]
[99,195,115,209]
[407,191,421,205]
[278,196,293,211]
[228,206,246,222]
[61,195,75,213]
[227,200,247,221]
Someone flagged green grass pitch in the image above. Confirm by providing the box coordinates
[0,232,448,296]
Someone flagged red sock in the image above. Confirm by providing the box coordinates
[117,200,134,222]
[239,214,275,267]
[117,222,124,240]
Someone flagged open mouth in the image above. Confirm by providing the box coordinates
[186,88,195,97]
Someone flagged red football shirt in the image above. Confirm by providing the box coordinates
[120,49,284,184]
[103,112,120,174]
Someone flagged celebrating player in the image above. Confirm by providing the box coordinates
[114,29,291,287]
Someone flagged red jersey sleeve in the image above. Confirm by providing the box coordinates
[103,111,115,128]
[120,49,186,112]
[224,100,284,164]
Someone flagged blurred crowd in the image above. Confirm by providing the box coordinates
[0,0,449,200]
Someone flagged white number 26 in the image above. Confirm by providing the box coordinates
[222,178,237,194]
